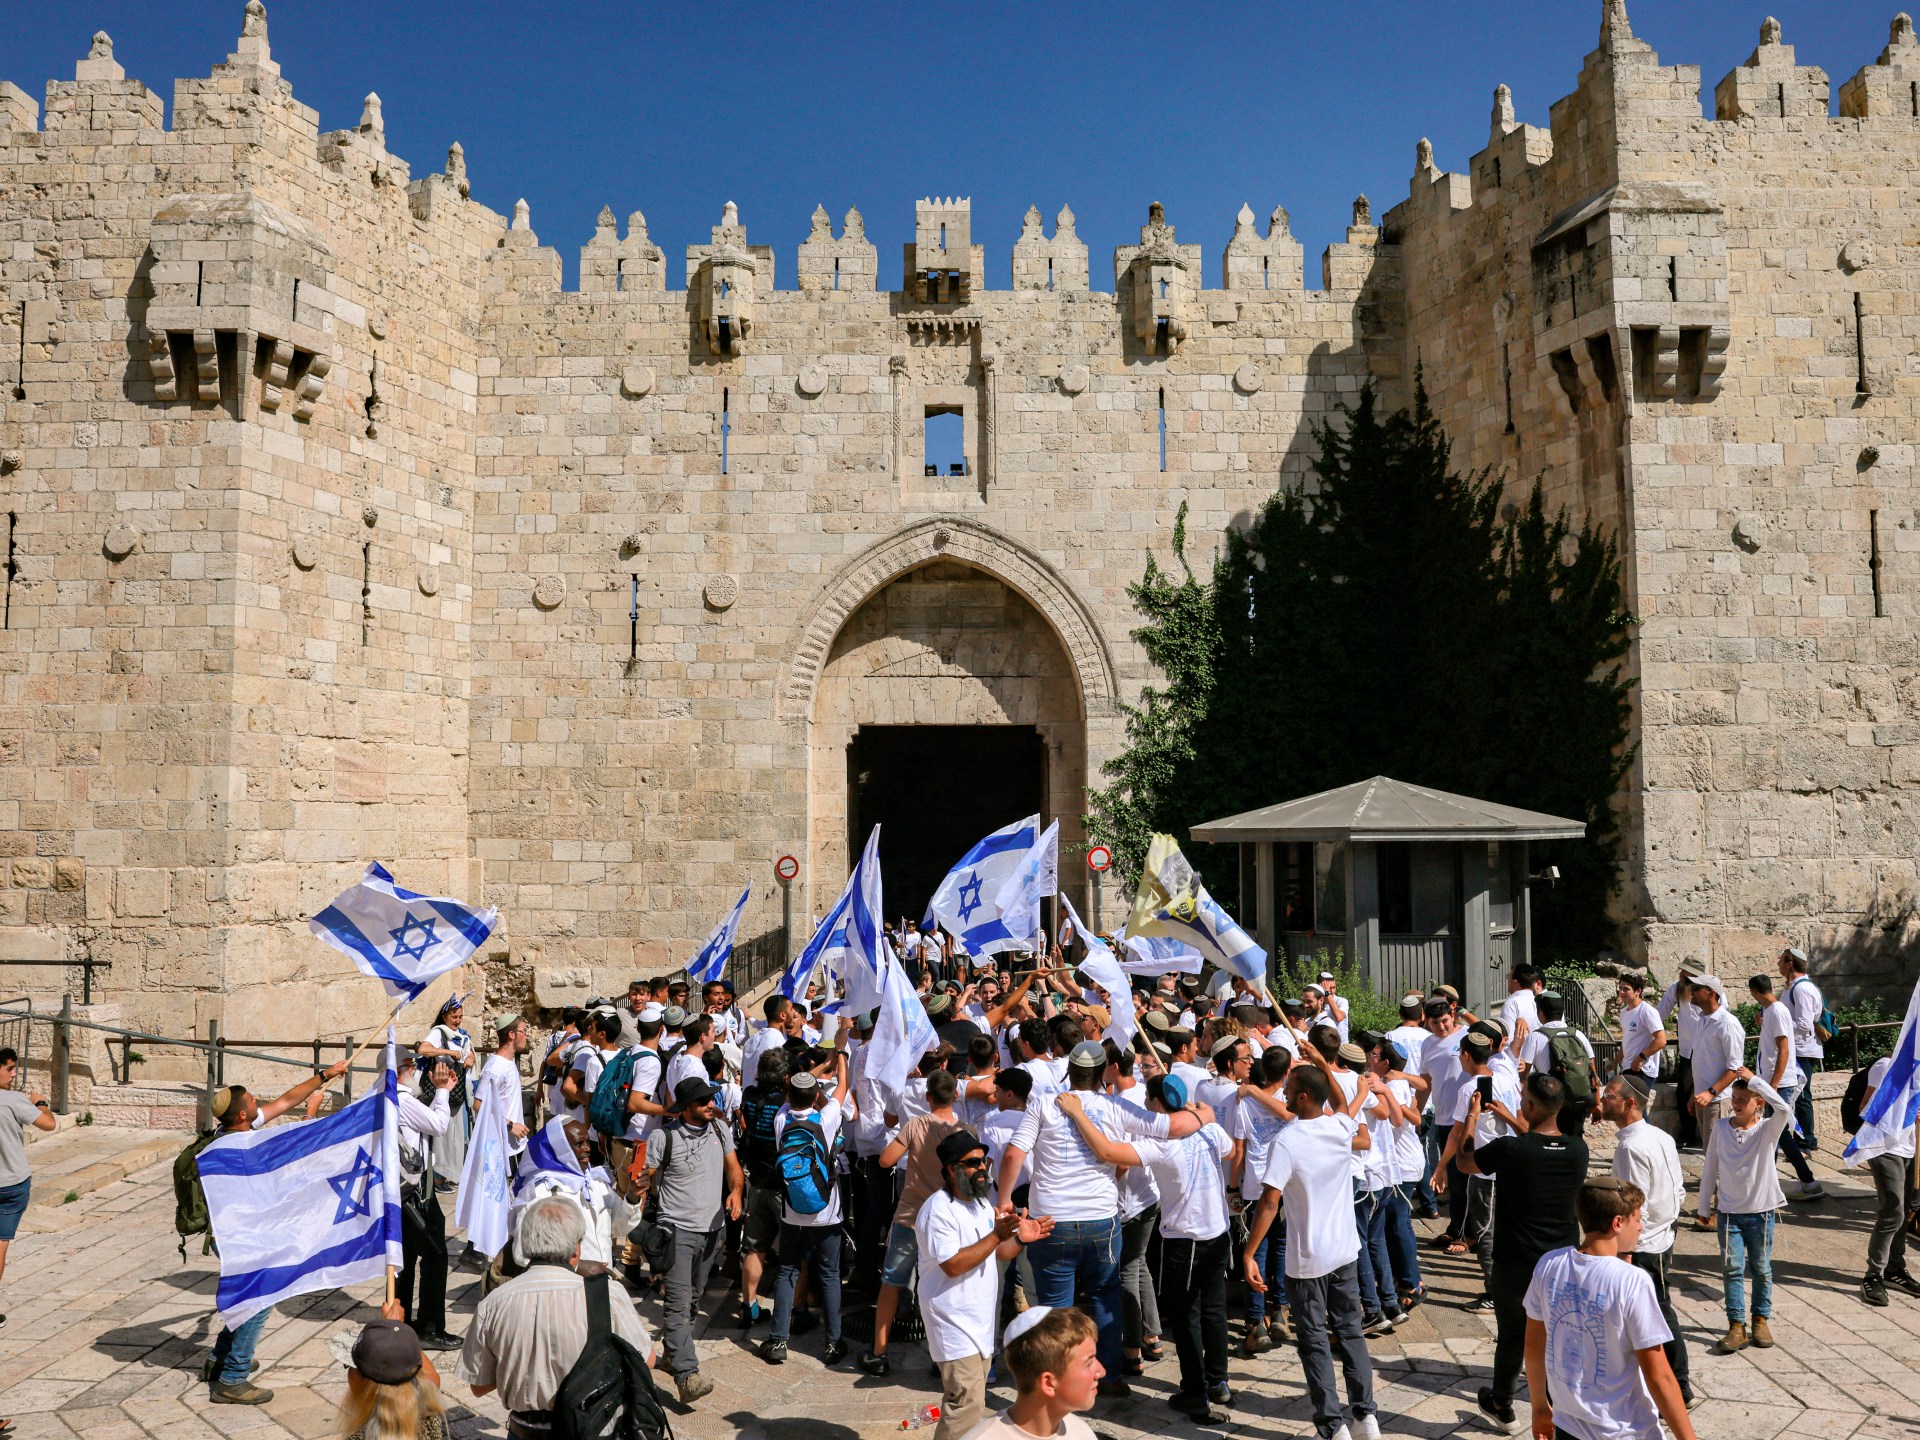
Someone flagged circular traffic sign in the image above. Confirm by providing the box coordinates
[1087,844,1113,872]
[774,854,799,882]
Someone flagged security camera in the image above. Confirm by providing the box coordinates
[1528,865,1561,888]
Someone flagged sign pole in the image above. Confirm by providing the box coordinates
[775,855,800,970]
[1086,844,1113,937]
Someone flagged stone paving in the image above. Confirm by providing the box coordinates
[4,1123,1920,1440]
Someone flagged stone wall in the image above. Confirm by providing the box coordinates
[0,1,1916,1066]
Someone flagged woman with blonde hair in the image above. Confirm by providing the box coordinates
[337,1304,448,1440]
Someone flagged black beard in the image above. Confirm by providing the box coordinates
[951,1169,989,1202]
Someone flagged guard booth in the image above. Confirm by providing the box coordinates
[1189,777,1585,1019]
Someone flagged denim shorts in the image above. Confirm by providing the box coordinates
[881,1219,919,1288]
[0,1178,29,1241]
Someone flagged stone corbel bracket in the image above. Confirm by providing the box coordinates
[143,192,337,416]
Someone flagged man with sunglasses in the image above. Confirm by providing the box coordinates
[915,1129,1054,1440]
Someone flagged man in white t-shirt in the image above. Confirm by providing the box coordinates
[560,1010,623,1129]
[1779,946,1826,1148]
[1658,961,1703,1148]
[1600,1072,1691,1407]
[1685,976,1747,1141]
[1498,965,1541,1059]
[997,1041,1206,1392]
[1241,1061,1378,1440]
[1413,998,1469,1240]
[1615,974,1666,1080]
[1748,973,1823,1200]
[915,1129,1052,1440]
[1318,971,1351,1042]
[1524,1177,1695,1440]
[1858,1052,1920,1308]
[763,1059,852,1365]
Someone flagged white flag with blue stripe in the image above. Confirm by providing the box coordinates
[993,820,1058,951]
[866,951,938,1099]
[782,881,853,1001]
[1060,893,1135,1051]
[200,1046,403,1329]
[1120,933,1205,976]
[309,863,498,1001]
[1845,976,1920,1168]
[839,826,889,1015]
[515,1115,590,1199]
[688,887,750,985]
[927,815,1041,958]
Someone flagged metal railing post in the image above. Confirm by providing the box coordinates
[343,1036,354,1101]
[54,992,72,1115]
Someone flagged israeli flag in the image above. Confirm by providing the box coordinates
[310,862,499,1001]
[840,826,889,1015]
[1845,976,1920,1167]
[1120,933,1205,977]
[865,951,937,1100]
[688,887,750,985]
[782,881,853,1001]
[200,1048,403,1330]
[1126,833,1268,982]
[515,1115,589,1199]
[994,820,1059,950]
[926,815,1041,958]
[1061,893,1135,1051]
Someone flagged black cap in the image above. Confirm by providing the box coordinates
[671,1076,719,1110]
[351,1319,423,1385]
[937,1129,987,1167]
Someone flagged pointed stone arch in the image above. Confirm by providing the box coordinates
[777,516,1119,723]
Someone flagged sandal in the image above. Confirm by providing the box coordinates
[1123,1358,1145,1377]
[1444,1239,1472,1256]
[1142,1340,1164,1362]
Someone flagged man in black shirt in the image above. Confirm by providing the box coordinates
[1456,1072,1589,1433]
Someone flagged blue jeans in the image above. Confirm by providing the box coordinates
[1352,1184,1382,1315]
[1385,1184,1423,1296]
[210,1305,270,1387]
[1028,1215,1122,1374]
[1718,1211,1774,1323]
[1245,1222,1288,1322]
[1360,1187,1396,1314]
[1774,1084,1816,1184]
[772,1222,842,1346]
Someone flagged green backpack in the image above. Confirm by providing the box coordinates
[173,1132,219,1258]
[1545,1029,1594,1104]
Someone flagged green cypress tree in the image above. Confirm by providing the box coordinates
[1088,381,1635,956]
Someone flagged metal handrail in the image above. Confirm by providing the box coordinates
[0,956,111,1004]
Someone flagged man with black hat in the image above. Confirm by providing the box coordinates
[1658,960,1705,1148]
[917,1128,1054,1440]
[644,1074,744,1403]
[394,1050,460,1351]
[198,1058,349,1405]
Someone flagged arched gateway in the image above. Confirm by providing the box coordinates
[780,518,1118,924]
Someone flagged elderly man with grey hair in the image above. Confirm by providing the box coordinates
[461,1196,655,1438]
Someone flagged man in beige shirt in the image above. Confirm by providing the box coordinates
[461,1196,655,1439]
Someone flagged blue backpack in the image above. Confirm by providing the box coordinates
[775,1112,836,1215]
[587,1049,642,1139]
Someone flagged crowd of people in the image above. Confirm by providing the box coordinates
[134,938,1916,1440]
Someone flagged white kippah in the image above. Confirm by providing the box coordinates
[1004,1307,1053,1347]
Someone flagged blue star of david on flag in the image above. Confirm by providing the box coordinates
[387,913,438,965]
[327,1145,384,1223]
[925,816,1040,958]
[956,873,984,922]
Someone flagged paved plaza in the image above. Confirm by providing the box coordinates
[3,1120,1919,1440]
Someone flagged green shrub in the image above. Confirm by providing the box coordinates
[1269,948,1400,1037]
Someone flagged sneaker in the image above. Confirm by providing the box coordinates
[1476,1386,1519,1434]
[1465,1294,1497,1314]
[1209,1382,1233,1407]
[736,1300,763,1329]
[1715,1321,1749,1354]
[1383,1308,1408,1330]
[761,1339,787,1365]
[822,1339,849,1366]
[676,1372,715,1404]
[1241,1326,1269,1357]
[1863,1274,1891,1308]
[857,1347,890,1377]
[208,1381,274,1405]
[1269,1306,1294,1342]
[1750,1316,1775,1348]
[415,1330,462,1352]
[1169,1393,1209,1416]
[1790,1180,1828,1202]
[1887,1271,1920,1299]
[1362,1310,1393,1337]
[1356,1415,1382,1440]
[200,1358,261,1383]
[1326,1425,1354,1440]
[1097,1380,1133,1400]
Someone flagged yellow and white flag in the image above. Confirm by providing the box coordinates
[1126,833,1268,983]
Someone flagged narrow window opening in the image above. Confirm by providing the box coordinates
[923,407,965,476]
[939,222,947,249]
[1158,276,1169,299]
[615,259,624,292]
[12,301,24,399]
[1667,257,1678,302]
[1586,334,1619,404]
[1777,82,1787,117]
[1047,258,1054,293]
[291,278,300,322]
[1870,510,1885,618]
[1491,156,1502,190]
[1262,256,1270,290]
[1911,80,1918,116]
[833,258,840,292]
[364,352,380,439]
[1676,328,1709,400]
[1501,343,1515,433]
[1158,386,1167,472]
[720,387,730,474]
[629,573,640,665]
[719,278,730,298]
[195,261,204,306]
[1550,349,1584,413]
[1855,291,1871,396]
[360,540,372,646]
[3,511,15,630]
[1630,327,1660,402]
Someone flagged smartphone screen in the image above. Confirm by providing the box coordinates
[1477,1075,1494,1104]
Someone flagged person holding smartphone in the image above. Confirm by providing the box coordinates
[1432,1028,1519,1306]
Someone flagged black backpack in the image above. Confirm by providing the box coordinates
[1842,1065,1875,1135]
[1544,1028,1594,1104]
[739,1085,783,1187]
[552,1269,673,1440]
[172,1132,220,1259]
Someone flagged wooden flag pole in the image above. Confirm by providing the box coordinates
[338,990,419,1074]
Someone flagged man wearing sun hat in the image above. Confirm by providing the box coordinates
[1686,975,1748,1139]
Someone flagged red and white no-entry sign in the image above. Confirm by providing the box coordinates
[774,855,799,883]
[1087,845,1113,872]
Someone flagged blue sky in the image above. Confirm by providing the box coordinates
[6,2,1897,290]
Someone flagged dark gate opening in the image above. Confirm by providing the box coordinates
[848,725,1046,927]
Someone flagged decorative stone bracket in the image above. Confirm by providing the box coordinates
[143,192,336,418]
[1116,203,1200,355]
